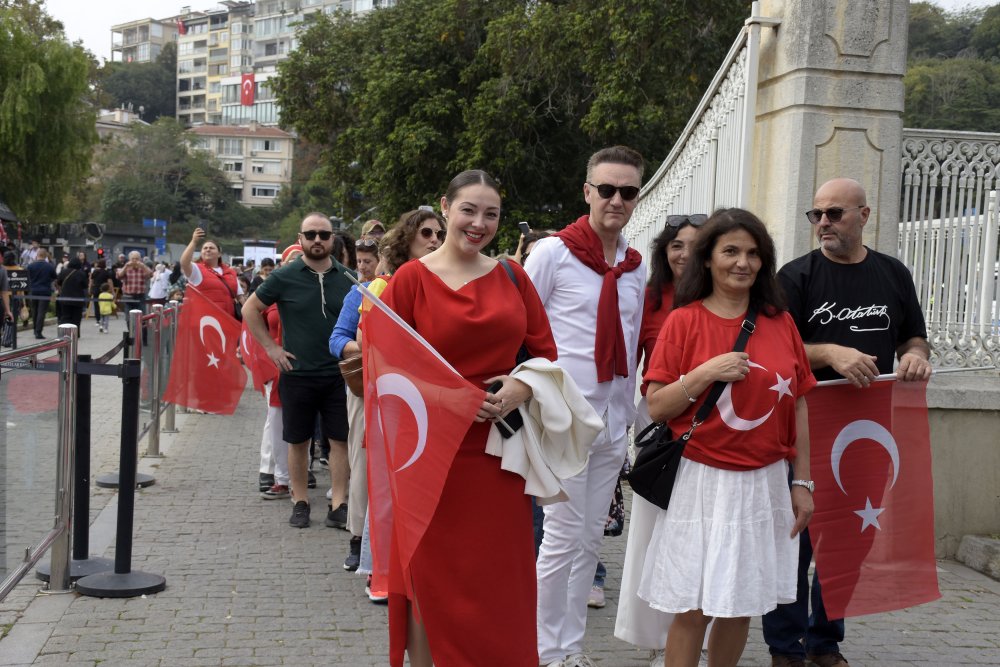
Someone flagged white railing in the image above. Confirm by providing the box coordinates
[625,5,773,258]
[899,128,1000,368]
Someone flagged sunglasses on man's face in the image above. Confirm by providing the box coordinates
[419,227,446,242]
[666,214,708,228]
[300,230,333,241]
[587,182,640,201]
[805,206,864,225]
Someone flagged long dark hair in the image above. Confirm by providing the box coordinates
[647,222,691,312]
[674,208,785,316]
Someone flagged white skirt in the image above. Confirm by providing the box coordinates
[637,457,798,618]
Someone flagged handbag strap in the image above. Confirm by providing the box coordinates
[682,305,758,439]
[499,259,531,364]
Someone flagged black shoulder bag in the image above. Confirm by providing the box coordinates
[627,307,757,510]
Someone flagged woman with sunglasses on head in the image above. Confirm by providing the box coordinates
[379,171,557,666]
[180,227,243,319]
[633,209,815,667]
[616,214,706,663]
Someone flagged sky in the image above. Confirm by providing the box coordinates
[44,0,1000,63]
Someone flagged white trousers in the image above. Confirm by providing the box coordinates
[345,386,367,536]
[258,382,289,485]
[536,422,627,663]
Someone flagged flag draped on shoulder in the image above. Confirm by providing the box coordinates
[163,286,246,415]
[807,380,939,618]
[359,282,484,585]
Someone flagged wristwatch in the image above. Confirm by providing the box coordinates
[791,479,815,493]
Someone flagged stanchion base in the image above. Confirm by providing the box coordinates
[36,556,115,582]
[75,570,166,598]
[95,472,156,489]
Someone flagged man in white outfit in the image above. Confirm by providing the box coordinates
[526,145,646,667]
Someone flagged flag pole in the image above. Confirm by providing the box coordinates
[815,365,996,387]
[347,273,516,433]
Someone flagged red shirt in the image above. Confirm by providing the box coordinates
[645,301,816,471]
[637,284,675,396]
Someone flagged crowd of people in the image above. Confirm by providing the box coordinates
[2,145,933,667]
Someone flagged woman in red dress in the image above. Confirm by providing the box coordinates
[382,170,558,666]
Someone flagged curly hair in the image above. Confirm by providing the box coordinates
[378,209,444,274]
[674,208,785,317]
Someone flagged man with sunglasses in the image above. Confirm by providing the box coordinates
[243,212,355,529]
[527,146,646,667]
[763,178,930,667]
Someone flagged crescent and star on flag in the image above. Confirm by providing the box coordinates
[199,316,227,369]
[720,360,899,534]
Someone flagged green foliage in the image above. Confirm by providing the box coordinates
[908,2,984,59]
[98,42,178,120]
[97,119,259,240]
[0,1,96,221]
[970,5,1000,61]
[274,0,748,237]
[904,57,1000,130]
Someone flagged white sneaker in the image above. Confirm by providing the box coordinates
[586,584,606,608]
[649,649,665,667]
[564,655,597,667]
[541,661,564,667]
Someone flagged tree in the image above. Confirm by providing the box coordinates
[969,5,1000,61]
[99,42,178,121]
[0,1,97,221]
[98,119,252,240]
[274,0,748,232]
[903,57,1000,130]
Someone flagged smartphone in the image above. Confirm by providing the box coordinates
[518,221,531,236]
[486,380,524,438]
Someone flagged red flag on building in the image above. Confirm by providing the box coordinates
[360,283,483,584]
[240,73,255,106]
[807,380,940,618]
[176,20,187,35]
[163,287,246,414]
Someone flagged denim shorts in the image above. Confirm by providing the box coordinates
[278,373,348,444]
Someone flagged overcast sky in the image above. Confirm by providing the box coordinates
[44,0,1000,63]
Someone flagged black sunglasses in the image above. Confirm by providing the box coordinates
[355,238,378,249]
[805,206,864,225]
[420,227,446,241]
[666,214,708,228]
[587,182,640,201]
[300,230,333,241]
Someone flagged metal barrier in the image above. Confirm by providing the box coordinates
[0,324,78,599]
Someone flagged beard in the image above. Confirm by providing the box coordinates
[305,242,331,260]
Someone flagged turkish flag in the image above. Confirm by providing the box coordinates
[807,380,940,618]
[239,312,279,395]
[163,286,246,414]
[240,73,255,106]
[360,284,483,586]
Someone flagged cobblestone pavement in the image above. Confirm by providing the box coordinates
[1,314,999,665]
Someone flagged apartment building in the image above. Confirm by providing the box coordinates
[110,17,178,63]
[189,123,294,208]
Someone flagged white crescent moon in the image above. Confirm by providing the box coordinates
[199,316,227,353]
[376,373,428,472]
[242,80,253,94]
[240,330,250,357]
[717,361,774,431]
[831,419,899,495]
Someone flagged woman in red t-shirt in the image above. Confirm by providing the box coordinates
[635,208,816,667]
[617,214,705,653]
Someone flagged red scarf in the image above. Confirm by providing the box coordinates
[556,215,642,382]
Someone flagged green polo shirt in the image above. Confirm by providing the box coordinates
[254,257,354,376]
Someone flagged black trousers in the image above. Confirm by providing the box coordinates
[30,296,49,337]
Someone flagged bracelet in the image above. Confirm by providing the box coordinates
[679,374,697,403]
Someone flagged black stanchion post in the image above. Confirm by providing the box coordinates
[37,354,114,582]
[95,310,155,489]
[76,358,165,598]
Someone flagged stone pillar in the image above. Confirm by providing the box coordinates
[750,0,909,265]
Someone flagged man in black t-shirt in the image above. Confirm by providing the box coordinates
[762,178,931,667]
